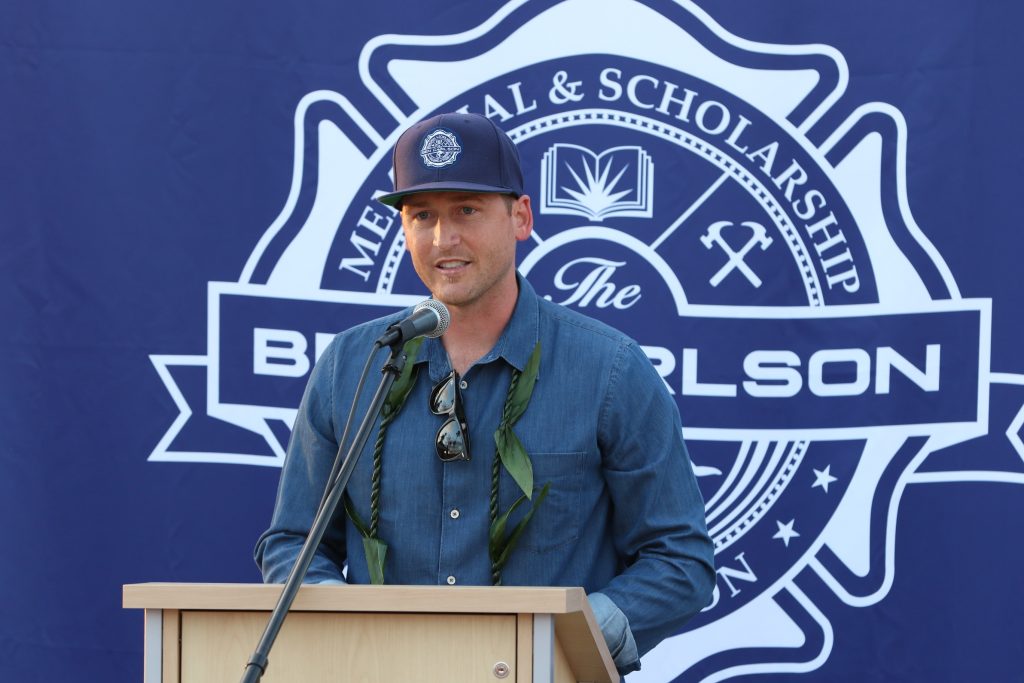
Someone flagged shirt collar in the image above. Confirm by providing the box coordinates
[419,272,540,376]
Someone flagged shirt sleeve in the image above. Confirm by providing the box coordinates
[589,591,640,675]
[595,340,716,660]
[254,339,349,584]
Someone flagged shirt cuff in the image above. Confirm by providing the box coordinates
[588,592,640,675]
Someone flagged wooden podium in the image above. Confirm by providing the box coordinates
[123,583,618,683]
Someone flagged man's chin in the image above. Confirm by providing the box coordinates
[429,286,469,309]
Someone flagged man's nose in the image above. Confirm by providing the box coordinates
[433,218,461,248]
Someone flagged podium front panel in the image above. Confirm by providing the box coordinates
[180,610,517,682]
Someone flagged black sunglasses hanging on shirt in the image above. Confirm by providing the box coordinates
[429,370,471,462]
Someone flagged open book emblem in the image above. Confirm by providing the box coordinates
[539,143,654,221]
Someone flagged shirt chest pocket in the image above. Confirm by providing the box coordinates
[510,451,585,554]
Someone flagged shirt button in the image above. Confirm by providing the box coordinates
[447,575,457,585]
[459,379,468,390]
[450,508,460,519]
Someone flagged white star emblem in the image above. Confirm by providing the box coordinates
[773,519,800,547]
[812,465,838,493]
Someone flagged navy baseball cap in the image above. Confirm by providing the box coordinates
[376,112,524,207]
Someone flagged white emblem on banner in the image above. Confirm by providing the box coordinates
[540,143,653,221]
[148,2,1023,682]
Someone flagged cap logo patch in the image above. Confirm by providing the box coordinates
[419,128,462,168]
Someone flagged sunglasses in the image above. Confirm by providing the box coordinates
[429,370,471,462]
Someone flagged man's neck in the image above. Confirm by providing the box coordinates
[440,279,520,376]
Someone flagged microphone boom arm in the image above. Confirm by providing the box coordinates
[240,342,409,682]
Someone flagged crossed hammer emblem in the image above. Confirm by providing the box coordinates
[700,220,773,288]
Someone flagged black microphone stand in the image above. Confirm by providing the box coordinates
[240,340,408,683]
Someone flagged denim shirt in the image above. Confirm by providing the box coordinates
[255,276,715,673]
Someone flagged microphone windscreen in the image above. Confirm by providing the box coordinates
[414,299,450,338]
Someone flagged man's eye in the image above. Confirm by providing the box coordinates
[415,211,431,221]
[459,206,477,215]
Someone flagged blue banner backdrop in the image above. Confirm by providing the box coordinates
[3,1,1023,680]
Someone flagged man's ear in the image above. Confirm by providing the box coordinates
[512,195,534,242]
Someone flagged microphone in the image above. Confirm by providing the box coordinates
[376,299,450,347]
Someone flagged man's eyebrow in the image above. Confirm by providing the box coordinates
[402,193,489,210]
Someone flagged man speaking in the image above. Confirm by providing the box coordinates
[256,111,715,675]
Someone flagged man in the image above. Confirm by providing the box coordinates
[256,112,715,675]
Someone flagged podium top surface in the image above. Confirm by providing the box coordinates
[123,583,589,614]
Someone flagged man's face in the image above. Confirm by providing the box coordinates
[400,192,533,312]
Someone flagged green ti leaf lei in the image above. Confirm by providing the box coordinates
[344,338,546,586]
[488,342,546,585]
[343,336,423,584]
